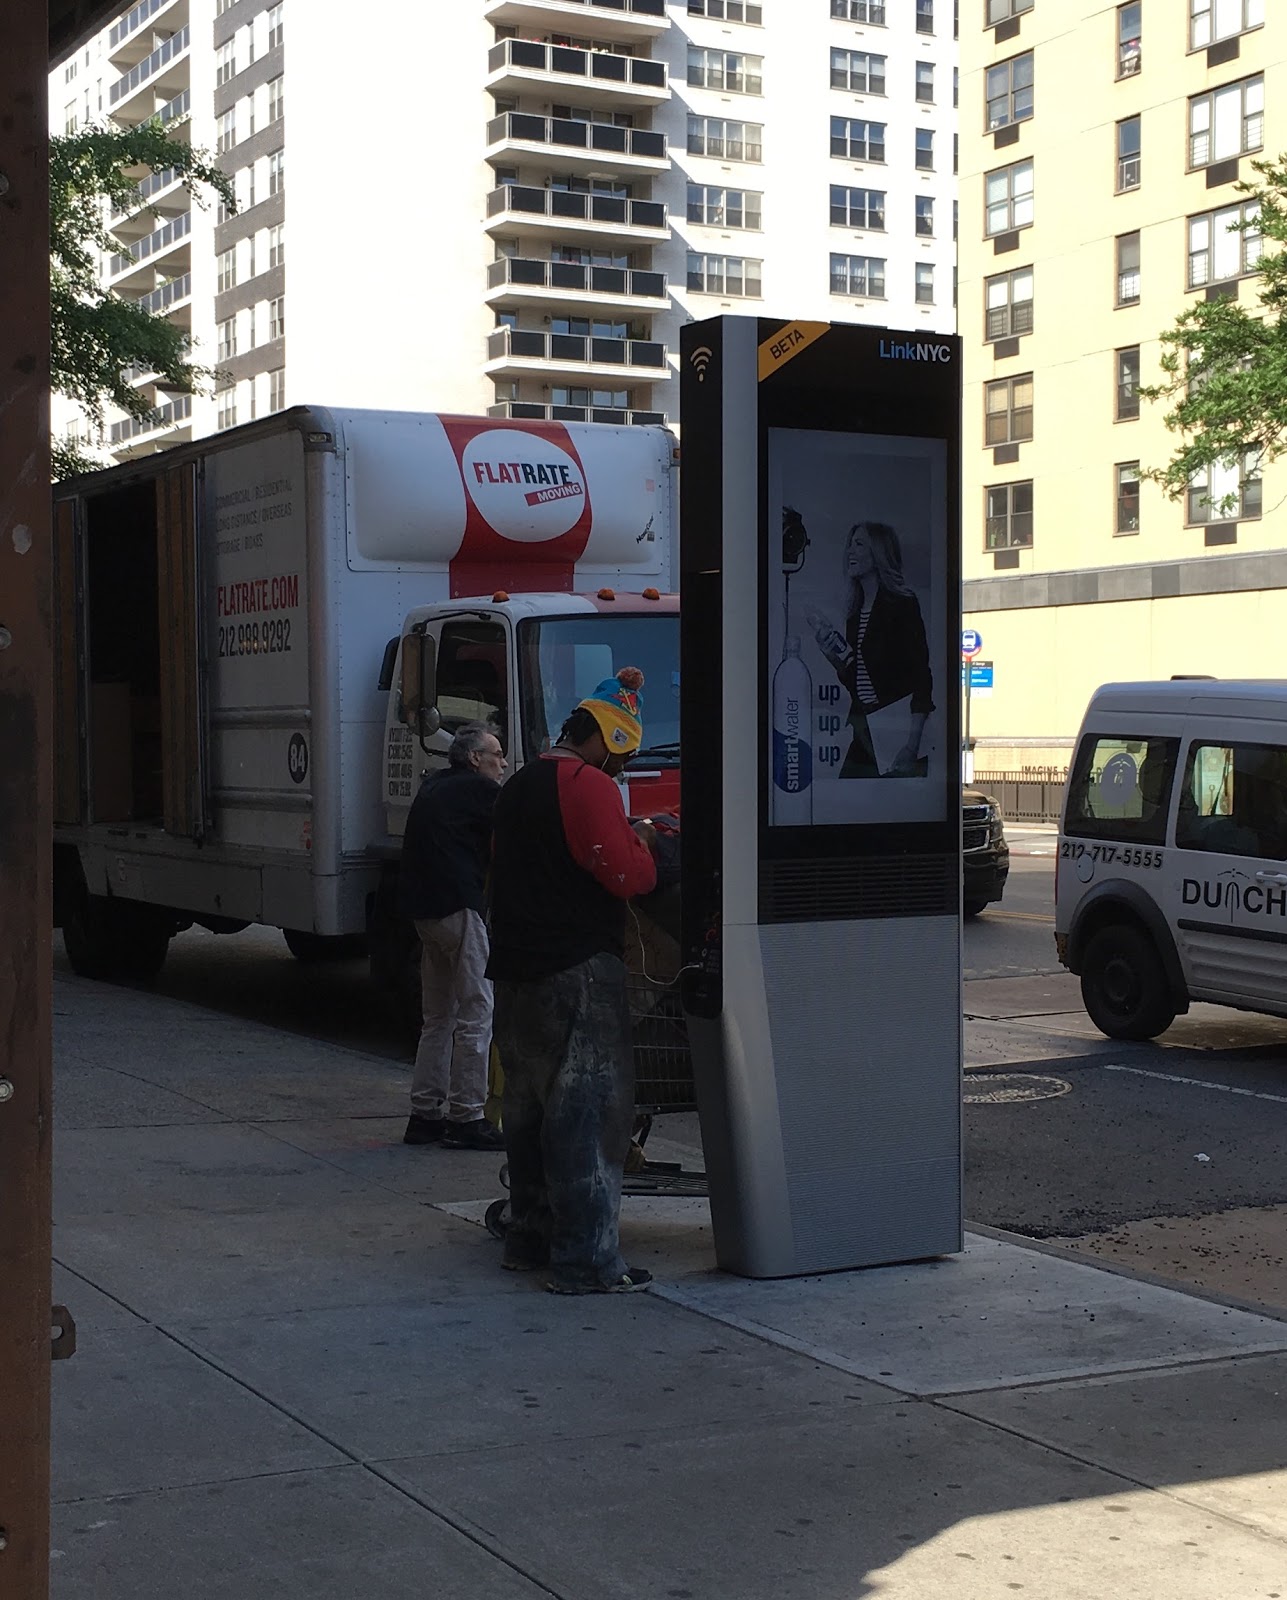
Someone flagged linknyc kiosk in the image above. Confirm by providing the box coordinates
[680,316,964,1278]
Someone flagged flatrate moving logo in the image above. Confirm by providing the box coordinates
[461,428,589,543]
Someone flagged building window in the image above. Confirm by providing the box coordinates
[984,158,1033,235]
[267,3,283,48]
[1116,345,1140,420]
[915,195,935,236]
[1190,0,1263,50]
[64,102,76,133]
[268,296,285,341]
[687,116,763,162]
[687,184,762,229]
[831,49,886,94]
[1116,463,1141,533]
[1116,231,1140,305]
[216,0,236,15]
[915,129,935,170]
[1188,451,1261,523]
[217,317,237,361]
[915,61,935,103]
[831,117,886,162]
[688,0,762,19]
[217,248,236,293]
[1189,77,1263,171]
[831,0,885,20]
[985,52,1033,131]
[984,374,1033,444]
[1117,116,1141,191]
[217,390,237,431]
[216,40,236,86]
[1117,3,1141,77]
[985,265,1033,339]
[831,185,885,229]
[687,47,763,95]
[268,149,284,196]
[686,252,763,296]
[1188,200,1260,288]
[268,224,284,269]
[985,481,1033,549]
[217,109,235,154]
[830,253,885,297]
[916,0,934,34]
[915,263,935,304]
[269,368,286,413]
[987,0,1033,21]
[267,75,284,123]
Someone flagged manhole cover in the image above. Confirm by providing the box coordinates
[964,1072,1072,1105]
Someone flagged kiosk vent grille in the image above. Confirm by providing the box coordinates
[759,855,957,923]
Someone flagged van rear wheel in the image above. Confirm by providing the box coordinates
[1080,924,1176,1040]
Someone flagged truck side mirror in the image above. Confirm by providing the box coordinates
[399,632,441,747]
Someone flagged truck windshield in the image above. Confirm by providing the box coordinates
[518,614,680,764]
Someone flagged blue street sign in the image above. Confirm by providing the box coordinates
[960,660,994,691]
[961,629,983,659]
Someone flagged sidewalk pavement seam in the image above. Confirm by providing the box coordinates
[965,1220,1287,1327]
[930,1394,1287,1552]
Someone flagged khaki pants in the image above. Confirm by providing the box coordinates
[410,909,492,1122]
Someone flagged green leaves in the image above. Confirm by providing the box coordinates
[1141,156,1287,511]
[49,120,234,477]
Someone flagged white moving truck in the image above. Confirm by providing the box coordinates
[52,406,679,986]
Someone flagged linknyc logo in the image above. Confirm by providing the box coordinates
[878,339,953,363]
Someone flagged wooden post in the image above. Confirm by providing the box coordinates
[0,3,54,1595]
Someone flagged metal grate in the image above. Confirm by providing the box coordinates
[759,854,958,924]
[628,973,697,1113]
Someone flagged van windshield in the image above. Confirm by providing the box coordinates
[1064,733,1178,844]
[518,614,680,764]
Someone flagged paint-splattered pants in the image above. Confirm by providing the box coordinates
[494,954,635,1288]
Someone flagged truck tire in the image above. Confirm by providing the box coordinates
[282,929,368,963]
[62,894,119,980]
[115,911,172,983]
[1080,923,1176,1041]
[963,899,989,919]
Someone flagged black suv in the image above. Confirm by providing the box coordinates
[963,787,1009,918]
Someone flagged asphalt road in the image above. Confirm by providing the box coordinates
[54,829,1287,1311]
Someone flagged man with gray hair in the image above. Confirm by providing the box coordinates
[399,722,507,1149]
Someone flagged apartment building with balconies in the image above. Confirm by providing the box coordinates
[959,0,1285,770]
[53,0,958,459]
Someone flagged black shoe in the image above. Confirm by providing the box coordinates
[403,1115,446,1146]
[441,1117,506,1151]
[546,1266,653,1295]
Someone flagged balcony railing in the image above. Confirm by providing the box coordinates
[158,87,190,125]
[487,184,668,233]
[109,0,170,48]
[110,24,190,105]
[487,112,666,162]
[488,39,667,92]
[489,401,666,426]
[109,394,192,445]
[112,164,181,221]
[136,273,191,314]
[487,327,668,369]
[487,256,667,300]
[109,210,191,277]
[493,0,666,13]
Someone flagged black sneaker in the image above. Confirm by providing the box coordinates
[546,1266,653,1295]
[441,1117,505,1151]
[403,1115,446,1146]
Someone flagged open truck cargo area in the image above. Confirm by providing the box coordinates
[52,405,678,985]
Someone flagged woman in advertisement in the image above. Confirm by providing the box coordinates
[805,521,934,779]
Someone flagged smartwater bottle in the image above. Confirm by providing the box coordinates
[772,637,813,825]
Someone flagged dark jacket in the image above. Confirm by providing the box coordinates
[841,587,935,716]
[398,767,499,923]
[488,753,657,982]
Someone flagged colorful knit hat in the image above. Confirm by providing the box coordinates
[579,667,645,754]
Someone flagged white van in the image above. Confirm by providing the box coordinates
[1056,681,1287,1039]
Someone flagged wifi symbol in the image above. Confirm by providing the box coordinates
[690,345,713,383]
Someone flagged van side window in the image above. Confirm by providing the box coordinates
[1065,734,1177,844]
[436,620,509,746]
[1176,742,1287,860]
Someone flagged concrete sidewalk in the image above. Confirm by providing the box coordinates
[50,973,1287,1598]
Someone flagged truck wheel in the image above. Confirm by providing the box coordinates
[1080,924,1176,1040]
[115,914,172,983]
[283,929,367,963]
[963,899,989,919]
[62,894,119,980]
